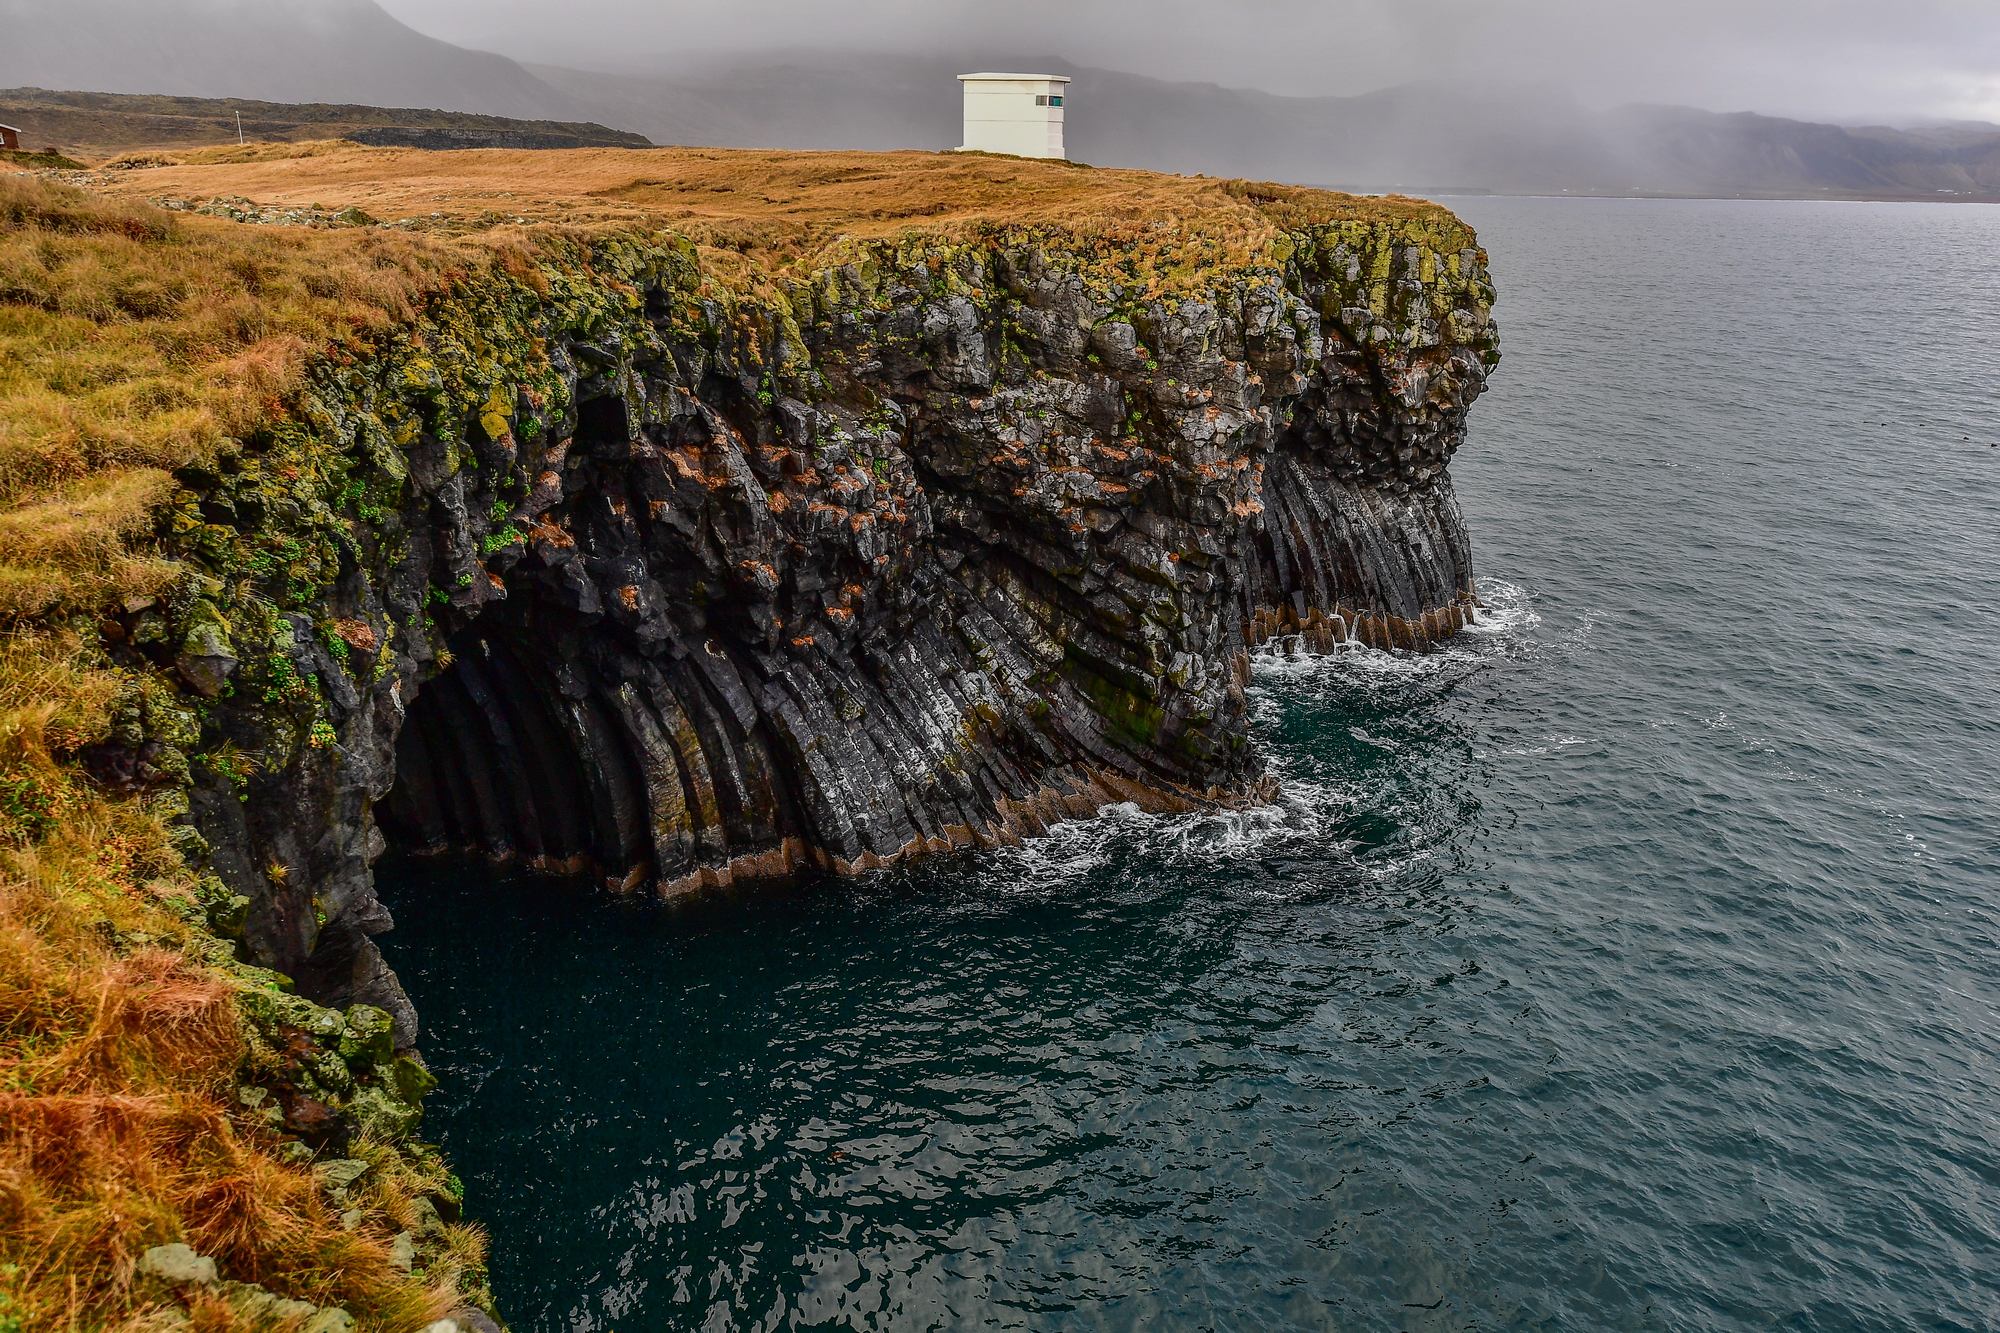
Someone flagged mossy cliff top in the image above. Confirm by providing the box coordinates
[6,146,1488,627]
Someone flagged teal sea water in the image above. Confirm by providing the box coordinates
[377,196,2000,1331]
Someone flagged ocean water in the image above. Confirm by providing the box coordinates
[376,196,2000,1332]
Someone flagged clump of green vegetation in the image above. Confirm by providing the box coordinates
[0,149,87,171]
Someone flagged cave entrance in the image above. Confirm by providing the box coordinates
[375,624,653,884]
[373,598,821,896]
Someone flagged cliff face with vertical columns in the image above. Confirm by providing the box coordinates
[74,148,1498,1049]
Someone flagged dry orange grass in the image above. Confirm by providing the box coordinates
[88,140,1453,239]
[0,176,513,624]
[0,651,474,1330]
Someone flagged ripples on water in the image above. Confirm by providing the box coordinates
[378,197,2000,1331]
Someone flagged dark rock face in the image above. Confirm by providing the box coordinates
[150,220,1496,1046]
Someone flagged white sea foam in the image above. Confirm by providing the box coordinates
[1458,578,1541,639]
[967,582,1542,894]
[975,809,1122,891]
[963,769,1368,897]
[1246,578,1541,695]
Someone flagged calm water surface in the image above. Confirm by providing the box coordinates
[378,196,2000,1331]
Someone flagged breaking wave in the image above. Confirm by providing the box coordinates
[957,579,1541,895]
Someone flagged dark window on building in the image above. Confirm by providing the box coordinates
[1036,95,1063,107]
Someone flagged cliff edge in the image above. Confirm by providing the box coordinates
[0,145,1496,1328]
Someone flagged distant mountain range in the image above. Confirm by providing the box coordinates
[533,55,2000,200]
[0,0,601,123]
[4,0,1996,200]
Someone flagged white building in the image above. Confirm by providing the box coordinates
[956,73,1069,160]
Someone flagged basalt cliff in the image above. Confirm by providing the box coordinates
[0,145,1495,1328]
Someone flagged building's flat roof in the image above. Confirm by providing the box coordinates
[957,73,1070,83]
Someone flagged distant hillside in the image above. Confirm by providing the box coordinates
[0,88,651,159]
[0,0,603,124]
[1604,105,2000,198]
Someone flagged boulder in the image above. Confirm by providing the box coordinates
[137,1243,216,1286]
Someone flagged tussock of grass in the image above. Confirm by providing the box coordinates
[0,149,87,172]
[0,470,180,619]
[0,629,121,751]
[0,690,478,1330]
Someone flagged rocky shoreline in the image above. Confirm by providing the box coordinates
[93,209,1498,1056]
[23,155,1497,1326]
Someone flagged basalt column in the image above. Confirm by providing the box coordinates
[154,210,1497,1048]
[1238,234,1494,652]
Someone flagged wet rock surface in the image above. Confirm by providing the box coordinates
[108,215,1496,1046]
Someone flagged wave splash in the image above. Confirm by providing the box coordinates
[1248,578,1540,684]
[955,581,1538,895]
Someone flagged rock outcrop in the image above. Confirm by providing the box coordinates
[96,189,1496,1049]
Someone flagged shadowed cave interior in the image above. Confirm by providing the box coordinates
[376,381,822,891]
[374,621,814,890]
[377,629,613,877]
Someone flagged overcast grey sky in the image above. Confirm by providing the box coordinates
[375,0,2000,122]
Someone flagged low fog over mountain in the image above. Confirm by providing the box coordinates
[4,0,1997,198]
[0,0,594,122]
[529,55,2000,198]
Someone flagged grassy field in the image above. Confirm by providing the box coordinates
[84,138,1456,236]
